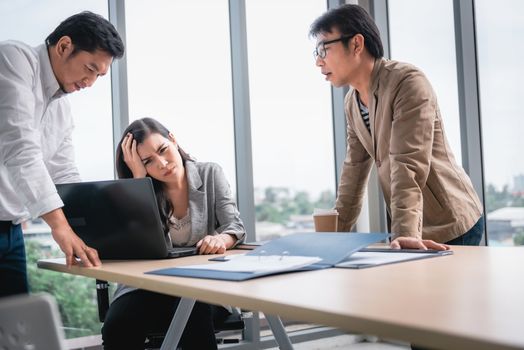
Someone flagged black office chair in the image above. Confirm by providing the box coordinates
[96,280,246,348]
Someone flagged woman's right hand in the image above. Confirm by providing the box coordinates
[121,133,147,178]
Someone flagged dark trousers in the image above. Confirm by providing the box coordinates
[411,216,484,350]
[102,289,229,350]
[445,216,484,246]
[0,222,29,297]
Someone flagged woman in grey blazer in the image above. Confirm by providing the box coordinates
[102,118,246,350]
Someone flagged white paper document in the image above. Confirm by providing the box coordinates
[336,251,446,268]
[182,255,322,273]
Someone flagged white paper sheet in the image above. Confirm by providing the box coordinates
[181,255,321,273]
[336,251,441,268]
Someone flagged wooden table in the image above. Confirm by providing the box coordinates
[38,246,524,350]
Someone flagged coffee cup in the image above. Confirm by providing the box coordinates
[313,209,339,232]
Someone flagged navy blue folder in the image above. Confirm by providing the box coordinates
[146,232,388,281]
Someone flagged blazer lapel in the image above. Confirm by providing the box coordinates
[185,162,207,237]
[368,58,386,159]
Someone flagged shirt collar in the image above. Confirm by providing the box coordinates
[36,44,65,100]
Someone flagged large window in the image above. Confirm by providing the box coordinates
[475,0,524,246]
[0,0,114,339]
[124,0,237,190]
[245,0,335,240]
[388,0,462,164]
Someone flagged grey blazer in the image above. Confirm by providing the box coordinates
[113,160,245,301]
[172,160,246,246]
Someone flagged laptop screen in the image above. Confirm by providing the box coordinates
[56,178,173,259]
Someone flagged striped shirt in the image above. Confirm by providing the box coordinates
[356,92,371,133]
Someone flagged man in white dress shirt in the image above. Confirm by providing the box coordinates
[0,11,124,297]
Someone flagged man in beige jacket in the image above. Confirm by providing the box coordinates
[310,5,483,250]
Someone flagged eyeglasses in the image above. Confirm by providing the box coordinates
[313,35,354,60]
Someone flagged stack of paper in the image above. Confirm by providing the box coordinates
[181,255,321,273]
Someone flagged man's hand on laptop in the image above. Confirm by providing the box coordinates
[42,208,101,267]
[390,236,450,251]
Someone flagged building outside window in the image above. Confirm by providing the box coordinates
[475,0,524,246]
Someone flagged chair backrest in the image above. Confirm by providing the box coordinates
[0,293,66,350]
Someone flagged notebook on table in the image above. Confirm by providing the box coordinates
[56,178,198,259]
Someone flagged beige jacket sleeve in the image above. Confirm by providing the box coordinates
[389,70,436,239]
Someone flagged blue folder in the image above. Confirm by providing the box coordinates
[146,232,388,281]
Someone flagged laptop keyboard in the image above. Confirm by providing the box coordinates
[167,247,199,258]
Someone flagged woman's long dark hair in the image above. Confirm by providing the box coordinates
[115,117,192,235]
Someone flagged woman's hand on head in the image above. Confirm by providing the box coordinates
[196,234,236,255]
[121,133,147,178]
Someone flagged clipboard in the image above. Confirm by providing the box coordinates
[335,248,453,269]
[146,232,389,281]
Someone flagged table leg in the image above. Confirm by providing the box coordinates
[265,314,294,350]
[160,297,196,350]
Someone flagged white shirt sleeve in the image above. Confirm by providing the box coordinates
[0,44,63,218]
[46,101,81,185]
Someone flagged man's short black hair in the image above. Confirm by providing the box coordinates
[309,4,384,59]
[46,11,124,59]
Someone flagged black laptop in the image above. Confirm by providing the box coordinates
[56,178,198,259]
